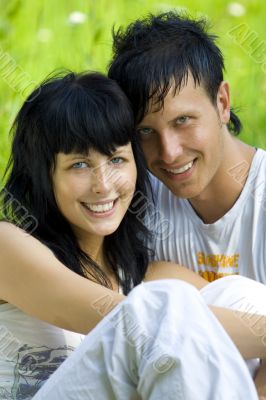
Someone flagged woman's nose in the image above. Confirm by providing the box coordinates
[90,165,112,194]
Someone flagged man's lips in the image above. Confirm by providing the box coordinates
[159,159,196,174]
[162,160,194,174]
[159,159,197,180]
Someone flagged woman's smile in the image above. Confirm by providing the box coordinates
[80,198,118,217]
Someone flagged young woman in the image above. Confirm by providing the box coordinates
[0,71,262,399]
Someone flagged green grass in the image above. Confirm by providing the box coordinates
[0,0,265,177]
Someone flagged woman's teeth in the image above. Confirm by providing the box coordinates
[83,201,114,213]
[165,161,193,174]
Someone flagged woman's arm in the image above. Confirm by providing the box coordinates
[1,226,265,359]
[0,222,124,334]
[145,261,266,359]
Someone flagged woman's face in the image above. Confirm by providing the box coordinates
[52,143,137,245]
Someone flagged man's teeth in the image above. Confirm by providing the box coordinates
[83,201,114,213]
[165,161,193,174]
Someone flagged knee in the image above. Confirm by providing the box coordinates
[123,279,203,319]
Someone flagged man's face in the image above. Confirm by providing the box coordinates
[136,75,230,200]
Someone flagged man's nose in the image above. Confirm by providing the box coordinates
[158,130,183,164]
[90,165,112,194]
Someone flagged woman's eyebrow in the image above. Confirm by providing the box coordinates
[61,154,88,163]
[62,147,131,163]
[113,148,131,155]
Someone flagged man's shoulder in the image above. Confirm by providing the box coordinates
[248,148,266,182]
[255,148,266,162]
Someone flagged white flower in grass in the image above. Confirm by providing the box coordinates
[68,11,87,25]
[37,28,53,42]
[227,2,246,17]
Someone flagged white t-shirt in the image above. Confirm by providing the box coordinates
[148,148,266,284]
[0,303,84,399]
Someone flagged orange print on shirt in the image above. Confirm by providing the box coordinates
[198,270,239,282]
[197,252,240,283]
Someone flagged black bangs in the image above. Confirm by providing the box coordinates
[108,11,242,134]
[122,44,222,124]
[27,71,135,158]
[109,13,223,124]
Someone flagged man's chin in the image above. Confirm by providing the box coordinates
[163,181,201,199]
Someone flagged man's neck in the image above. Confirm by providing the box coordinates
[189,139,256,224]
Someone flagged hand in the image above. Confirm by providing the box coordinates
[255,359,266,399]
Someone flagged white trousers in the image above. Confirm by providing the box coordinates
[32,278,259,400]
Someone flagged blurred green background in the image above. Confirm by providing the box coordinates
[0,0,265,177]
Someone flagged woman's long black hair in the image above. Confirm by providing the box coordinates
[1,71,152,295]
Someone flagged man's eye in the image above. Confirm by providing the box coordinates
[111,157,123,165]
[72,162,88,169]
[176,116,189,125]
[137,127,153,136]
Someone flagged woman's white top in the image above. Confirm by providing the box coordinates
[0,302,84,399]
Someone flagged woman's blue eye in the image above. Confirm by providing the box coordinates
[111,157,123,165]
[72,162,88,169]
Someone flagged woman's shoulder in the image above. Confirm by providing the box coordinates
[0,221,26,236]
[0,221,55,274]
[0,221,38,252]
[0,221,50,251]
[0,221,26,250]
[0,220,17,229]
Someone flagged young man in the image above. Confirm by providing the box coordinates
[108,11,266,285]
[108,11,266,396]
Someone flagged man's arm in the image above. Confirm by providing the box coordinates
[209,306,266,359]
[254,360,266,399]
[145,261,266,359]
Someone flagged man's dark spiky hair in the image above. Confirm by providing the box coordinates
[108,11,242,134]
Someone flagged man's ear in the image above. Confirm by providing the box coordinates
[217,81,231,124]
